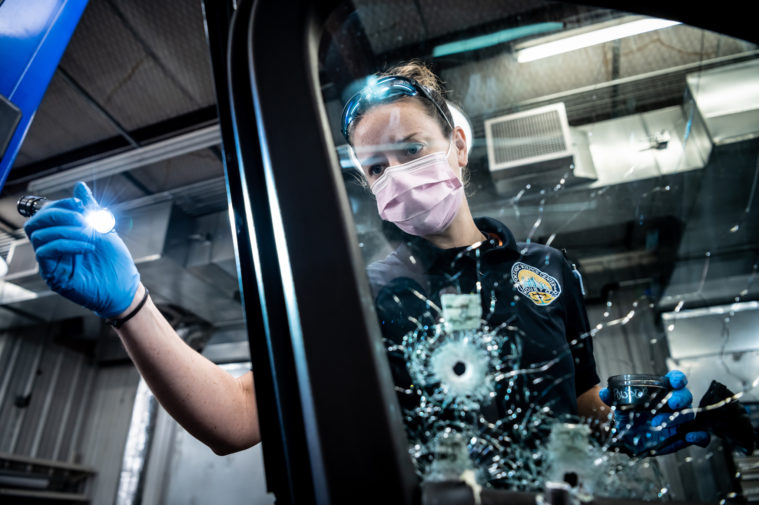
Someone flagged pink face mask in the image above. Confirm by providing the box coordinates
[370,144,463,236]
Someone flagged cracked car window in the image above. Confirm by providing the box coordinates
[319,1,758,500]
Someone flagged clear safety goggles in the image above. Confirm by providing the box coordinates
[341,75,453,142]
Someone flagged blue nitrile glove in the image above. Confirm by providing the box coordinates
[599,370,710,457]
[24,182,140,319]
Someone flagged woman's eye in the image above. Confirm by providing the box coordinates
[368,163,387,177]
[405,143,424,156]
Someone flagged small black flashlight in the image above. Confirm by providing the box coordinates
[17,195,48,218]
[17,194,116,233]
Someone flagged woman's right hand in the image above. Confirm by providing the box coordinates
[24,181,140,319]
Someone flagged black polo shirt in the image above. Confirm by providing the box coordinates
[368,217,600,427]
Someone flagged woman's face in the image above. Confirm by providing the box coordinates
[351,98,468,185]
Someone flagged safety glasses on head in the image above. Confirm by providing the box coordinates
[341,75,453,142]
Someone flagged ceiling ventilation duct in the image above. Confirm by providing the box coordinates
[484,103,597,195]
[687,59,759,146]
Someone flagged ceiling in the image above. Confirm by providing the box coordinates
[1,1,753,207]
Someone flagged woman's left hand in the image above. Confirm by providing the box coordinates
[599,370,711,457]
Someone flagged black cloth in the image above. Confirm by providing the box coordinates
[368,217,600,425]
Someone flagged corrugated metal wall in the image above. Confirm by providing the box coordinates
[0,325,140,504]
[79,364,141,505]
[0,327,92,460]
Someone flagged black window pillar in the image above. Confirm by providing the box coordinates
[202,0,417,503]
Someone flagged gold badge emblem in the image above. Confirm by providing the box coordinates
[511,262,561,306]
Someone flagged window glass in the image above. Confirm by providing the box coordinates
[319,1,758,499]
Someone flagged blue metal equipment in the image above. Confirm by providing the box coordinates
[0,0,89,191]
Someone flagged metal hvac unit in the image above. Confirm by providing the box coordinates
[686,59,759,146]
[484,103,597,195]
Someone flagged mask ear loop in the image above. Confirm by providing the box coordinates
[445,135,453,159]
[445,136,455,158]
[446,131,469,185]
[445,133,460,175]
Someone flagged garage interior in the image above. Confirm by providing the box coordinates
[0,1,757,503]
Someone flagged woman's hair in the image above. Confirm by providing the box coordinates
[377,60,455,138]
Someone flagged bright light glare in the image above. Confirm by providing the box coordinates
[517,18,681,63]
[85,209,116,234]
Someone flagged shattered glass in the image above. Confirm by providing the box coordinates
[319,1,759,501]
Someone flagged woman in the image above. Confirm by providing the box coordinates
[341,62,708,463]
[342,62,606,440]
[23,61,706,469]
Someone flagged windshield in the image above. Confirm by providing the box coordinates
[319,1,758,500]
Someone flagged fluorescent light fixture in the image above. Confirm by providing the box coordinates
[432,23,563,58]
[28,124,221,194]
[517,17,681,63]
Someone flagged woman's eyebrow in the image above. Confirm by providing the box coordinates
[355,135,416,155]
[396,132,421,143]
[354,132,425,162]
[393,131,423,146]
[358,153,383,165]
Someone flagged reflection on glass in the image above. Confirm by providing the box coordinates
[320,1,758,500]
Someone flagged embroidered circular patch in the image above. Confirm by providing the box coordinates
[510,261,562,306]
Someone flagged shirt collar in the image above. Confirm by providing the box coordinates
[400,217,520,273]
[473,217,519,252]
